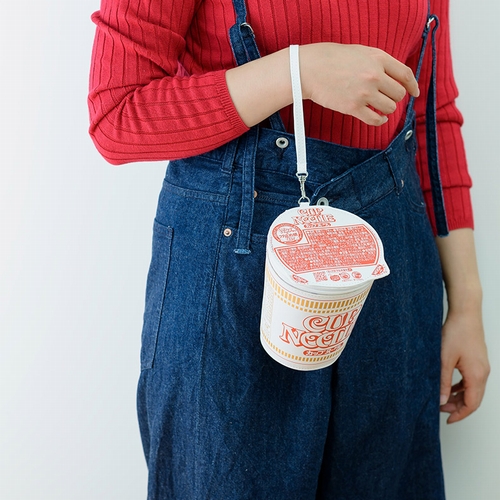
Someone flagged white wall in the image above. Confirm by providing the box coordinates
[0,1,498,498]
[441,2,500,499]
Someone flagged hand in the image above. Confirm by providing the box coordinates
[299,43,420,126]
[439,307,490,424]
[435,229,490,424]
[226,43,419,128]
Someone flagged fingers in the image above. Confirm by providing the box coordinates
[378,75,410,105]
[383,54,420,98]
[354,107,389,127]
[440,385,478,424]
[301,43,420,126]
[358,53,419,123]
[369,90,398,116]
[440,366,490,424]
[351,79,409,126]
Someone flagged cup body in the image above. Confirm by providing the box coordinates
[261,256,372,370]
[260,205,389,371]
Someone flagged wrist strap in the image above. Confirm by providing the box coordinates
[290,45,310,204]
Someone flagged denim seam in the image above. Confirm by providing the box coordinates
[354,186,397,216]
[164,180,228,204]
[140,223,173,371]
[254,192,299,204]
[194,199,230,496]
[256,167,298,181]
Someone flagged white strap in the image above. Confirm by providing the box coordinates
[289,45,307,177]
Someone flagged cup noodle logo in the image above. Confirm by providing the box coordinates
[260,261,371,368]
[261,205,388,370]
[280,309,360,357]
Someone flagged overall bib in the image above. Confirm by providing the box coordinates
[137,1,447,498]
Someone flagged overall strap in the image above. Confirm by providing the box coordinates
[228,0,284,253]
[404,1,436,119]
[405,1,449,237]
[228,0,286,132]
[424,15,449,237]
[227,0,449,240]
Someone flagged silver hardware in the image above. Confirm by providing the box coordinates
[317,197,329,206]
[240,22,254,34]
[223,228,232,237]
[401,179,405,188]
[275,137,289,149]
[405,130,413,141]
[427,16,436,29]
[296,173,310,205]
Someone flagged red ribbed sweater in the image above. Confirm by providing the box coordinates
[88,0,473,231]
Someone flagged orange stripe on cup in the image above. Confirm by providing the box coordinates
[260,205,389,371]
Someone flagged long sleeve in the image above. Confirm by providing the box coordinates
[88,0,474,231]
[88,0,248,164]
[412,0,474,231]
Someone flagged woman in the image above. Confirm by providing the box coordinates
[88,0,489,498]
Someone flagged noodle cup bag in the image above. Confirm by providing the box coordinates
[260,205,389,371]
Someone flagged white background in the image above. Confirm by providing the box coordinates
[0,1,498,498]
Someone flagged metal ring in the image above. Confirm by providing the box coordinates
[240,22,254,35]
[405,130,413,141]
[316,197,329,206]
[275,137,289,149]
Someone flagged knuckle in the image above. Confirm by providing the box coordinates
[479,368,491,383]
[358,89,371,102]
[370,47,384,60]
[476,365,490,381]
[366,71,381,84]
[360,67,380,85]
[402,66,414,84]
[345,101,359,115]
[468,401,480,413]
[468,371,482,384]
[387,101,397,113]
[395,87,407,102]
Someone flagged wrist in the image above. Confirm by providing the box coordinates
[225,47,292,127]
[446,282,483,315]
[298,44,312,100]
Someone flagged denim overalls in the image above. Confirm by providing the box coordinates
[137,0,447,497]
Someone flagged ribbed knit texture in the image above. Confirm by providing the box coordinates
[88,0,473,231]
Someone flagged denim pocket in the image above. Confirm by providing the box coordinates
[252,191,299,238]
[140,221,173,370]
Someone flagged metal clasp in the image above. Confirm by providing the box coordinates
[296,172,310,205]
[240,22,254,35]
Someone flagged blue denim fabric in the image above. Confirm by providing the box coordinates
[137,115,445,498]
[137,0,446,497]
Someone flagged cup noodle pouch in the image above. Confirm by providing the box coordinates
[260,205,390,371]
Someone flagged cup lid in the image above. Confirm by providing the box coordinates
[267,205,390,289]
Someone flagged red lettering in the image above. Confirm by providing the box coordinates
[280,325,303,347]
[280,310,361,352]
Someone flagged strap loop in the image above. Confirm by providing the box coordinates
[289,45,309,205]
